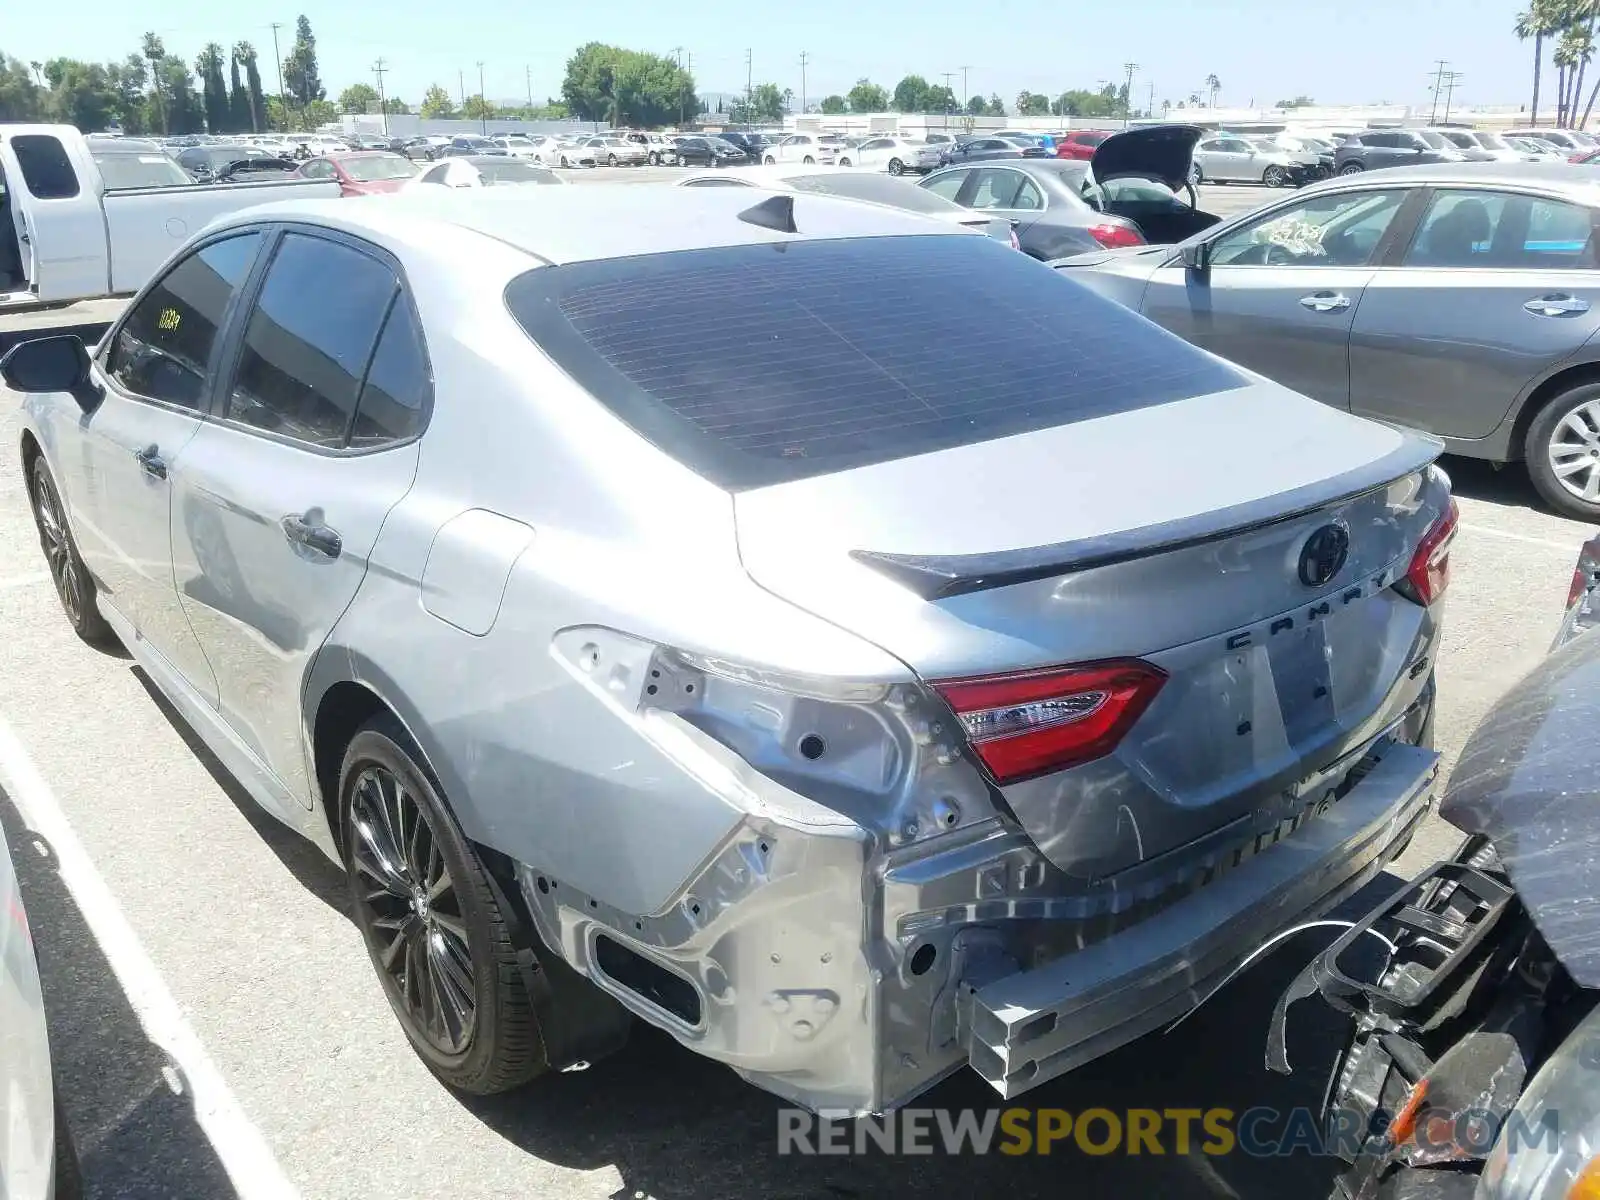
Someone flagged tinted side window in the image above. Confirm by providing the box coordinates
[12,135,80,199]
[1211,189,1406,268]
[349,299,430,447]
[225,233,396,448]
[106,233,262,409]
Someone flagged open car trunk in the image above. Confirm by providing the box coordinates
[1088,123,1222,245]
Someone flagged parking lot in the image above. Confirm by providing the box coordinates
[0,176,1594,1200]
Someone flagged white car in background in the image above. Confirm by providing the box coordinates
[675,164,1018,245]
[584,136,648,166]
[1506,134,1572,161]
[762,132,853,165]
[1,821,79,1200]
[491,135,544,159]
[549,139,598,168]
[404,156,565,189]
[852,135,943,175]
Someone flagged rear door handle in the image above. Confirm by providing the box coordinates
[280,509,342,559]
[1524,293,1590,317]
[135,445,166,480]
[1299,292,1352,313]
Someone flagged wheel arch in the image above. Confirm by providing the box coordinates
[19,427,42,478]
[1505,359,1600,463]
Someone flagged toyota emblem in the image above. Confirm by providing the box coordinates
[1298,524,1350,588]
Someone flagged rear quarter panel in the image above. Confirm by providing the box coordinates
[0,830,54,1200]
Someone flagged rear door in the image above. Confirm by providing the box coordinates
[962,166,1047,239]
[1199,137,1251,181]
[170,226,425,806]
[1141,185,1414,406]
[1350,186,1600,438]
[0,127,109,301]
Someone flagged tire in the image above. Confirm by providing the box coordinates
[559,155,569,168]
[341,715,547,1095]
[803,155,815,164]
[888,158,905,175]
[28,457,113,646]
[53,1092,83,1200]
[838,157,851,167]
[1189,161,1203,185]
[1263,165,1288,188]
[763,155,776,165]
[607,153,618,167]
[1339,162,1364,175]
[648,152,659,166]
[1526,382,1600,521]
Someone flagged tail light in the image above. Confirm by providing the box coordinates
[1571,151,1590,162]
[933,659,1167,785]
[1566,534,1600,610]
[1400,497,1459,607]
[1089,223,1145,249]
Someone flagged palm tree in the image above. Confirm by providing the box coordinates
[1562,17,1595,126]
[1518,0,1568,125]
[1188,91,1202,106]
[1205,73,1220,107]
[141,31,166,134]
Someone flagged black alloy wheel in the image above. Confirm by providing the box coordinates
[341,716,547,1093]
[888,158,905,175]
[29,458,112,645]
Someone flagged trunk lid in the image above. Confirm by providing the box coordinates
[1091,123,1205,190]
[735,381,1446,877]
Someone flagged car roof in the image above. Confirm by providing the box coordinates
[208,185,966,266]
[1309,160,1600,193]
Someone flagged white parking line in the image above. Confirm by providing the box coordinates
[0,713,301,1200]
[1458,523,1578,553]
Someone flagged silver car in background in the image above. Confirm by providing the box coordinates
[1191,132,1312,187]
[6,185,1451,1115]
[1057,162,1600,521]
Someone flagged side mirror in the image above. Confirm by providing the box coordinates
[1181,240,1211,273]
[0,335,102,413]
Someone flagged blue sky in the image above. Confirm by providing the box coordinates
[6,0,1536,112]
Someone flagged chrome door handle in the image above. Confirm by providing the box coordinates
[1524,293,1590,317]
[280,510,342,559]
[1299,292,1351,313]
[135,445,166,480]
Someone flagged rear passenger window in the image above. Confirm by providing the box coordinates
[106,233,262,409]
[1526,198,1598,264]
[224,233,396,448]
[348,299,430,447]
[12,135,80,199]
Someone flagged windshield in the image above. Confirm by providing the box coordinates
[706,138,737,150]
[341,154,418,182]
[505,236,1241,490]
[501,138,534,147]
[1415,131,1454,149]
[784,172,964,213]
[93,151,192,190]
[1475,132,1511,150]
[817,136,848,145]
[477,160,561,185]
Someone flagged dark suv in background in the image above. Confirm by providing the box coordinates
[1335,129,1464,174]
[714,131,768,162]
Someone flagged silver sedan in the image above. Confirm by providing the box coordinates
[5,185,1450,1114]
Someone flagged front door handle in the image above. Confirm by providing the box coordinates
[1524,293,1591,317]
[280,509,342,559]
[135,445,166,480]
[1299,291,1352,313]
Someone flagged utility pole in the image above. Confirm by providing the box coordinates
[942,71,956,114]
[1122,61,1139,128]
[1429,60,1448,123]
[800,51,808,116]
[1147,81,1155,119]
[960,65,971,111]
[674,46,686,126]
[525,64,533,110]
[372,58,389,135]
[477,61,487,133]
[1442,70,1465,123]
[269,21,286,131]
[745,47,753,125]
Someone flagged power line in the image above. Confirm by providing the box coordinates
[372,57,388,135]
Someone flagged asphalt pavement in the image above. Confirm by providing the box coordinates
[0,176,1592,1200]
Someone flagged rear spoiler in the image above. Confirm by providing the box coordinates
[851,432,1443,600]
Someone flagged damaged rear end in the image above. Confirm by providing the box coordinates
[507,228,1452,1113]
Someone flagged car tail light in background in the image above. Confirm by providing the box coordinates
[1401,497,1460,607]
[933,660,1167,784]
[1088,223,1145,249]
[1567,534,1600,610]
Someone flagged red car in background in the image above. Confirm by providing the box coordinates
[1054,130,1111,160]
[292,150,419,196]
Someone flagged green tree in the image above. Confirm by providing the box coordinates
[846,78,888,112]
[0,53,44,121]
[1517,0,1564,126]
[196,43,229,133]
[338,82,379,113]
[282,14,324,111]
[383,97,411,115]
[1205,73,1221,107]
[966,94,989,115]
[560,43,696,127]
[141,32,167,133]
[302,97,336,128]
[925,84,958,112]
[234,43,266,132]
[750,82,784,120]
[155,54,204,134]
[462,94,495,120]
[107,55,149,132]
[891,74,932,112]
[1052,88,1117,117]
[41,59,118,130]
[420,83,455,118]
[1016,90,1051,116]
[988,92,1005,115]
[227,52,251,131]
[820,94,846,114]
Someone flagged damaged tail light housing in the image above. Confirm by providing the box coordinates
[1566,534,1600,611]
[1400,497,1460,607]
[933,659,1167,785]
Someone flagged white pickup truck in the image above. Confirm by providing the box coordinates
[1,124,340,308]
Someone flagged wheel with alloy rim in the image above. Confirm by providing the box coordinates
[29,457,112,645]
[763,154,776,165]
[342,716,547,1093]
[838,157,851,167]
[1339,162,1364,175]
[1263,164,1288,188]
[607,153,618,167]
[888,158,905,175]
[803,155,815,164]
[1527,383,1600,521]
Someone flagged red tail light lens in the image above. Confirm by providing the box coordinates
[933,659,1167,784]
[1089,223,1145,249]
[1402,497,1459,607]
[1567,535,1600,609]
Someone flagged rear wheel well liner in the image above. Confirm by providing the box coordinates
[19,429,41,478]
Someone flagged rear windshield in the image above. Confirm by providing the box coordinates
[341,154,418,181]
[505,236,1242,489]
[92,151,192,189]
[477,160,560,184]
[782,172,964,214]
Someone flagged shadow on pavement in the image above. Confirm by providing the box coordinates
[460,876,1406,1200]
[1443,455,1549,513]
[0,784,239,1199]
